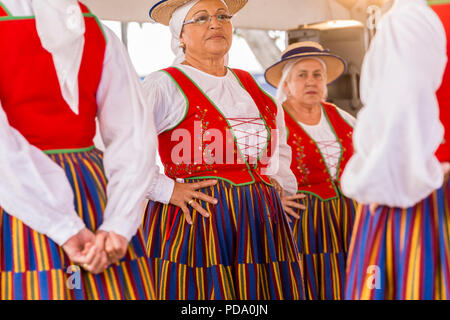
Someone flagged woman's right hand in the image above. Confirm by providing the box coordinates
[169,179,219,224]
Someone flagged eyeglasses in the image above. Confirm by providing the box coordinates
[183,13,233,26]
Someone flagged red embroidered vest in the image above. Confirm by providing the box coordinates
[430,2,450,162]
[0,2,106,152]
[284,102,354,200]
[157,67,278,186]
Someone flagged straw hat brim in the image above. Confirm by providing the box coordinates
[149,0,248,25]
[264,53,347,88]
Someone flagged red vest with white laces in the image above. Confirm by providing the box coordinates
[284,102,354,200]
[430,2,450,162]
[0,2,106,151]
[157,67,278,186]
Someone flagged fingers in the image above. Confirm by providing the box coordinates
[81,242,97,266]
[80,244,102,273]
[190,180,218,190]
[103,232,128,265]
[190,200,210,218]
[442,162,450,178]
[284,207,300,220]
[109,232,128,263]
[369,203,379,214]
[90,252,109,274]
[284,200,306,210]
[191,191,218,205]
[181,205,193,225]
[284,194,307,201]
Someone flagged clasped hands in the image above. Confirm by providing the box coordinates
[62,228,129,274]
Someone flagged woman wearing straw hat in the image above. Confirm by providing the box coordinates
[141,0,305,300]
[265,41,358,300]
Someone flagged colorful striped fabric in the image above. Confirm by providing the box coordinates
[0,149,154,300]
[345,177,450,300]
[143,179,305,300]
[290,192,357,299]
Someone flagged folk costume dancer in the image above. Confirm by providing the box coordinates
[0,0,159,300]
[142,0,305,300]
[342,0,450,300]
[265,41,358,300]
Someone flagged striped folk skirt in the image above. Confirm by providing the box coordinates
[345,176,450,300]
[0,149,154,300]
[143,179,305,300]
[290,192,357,300]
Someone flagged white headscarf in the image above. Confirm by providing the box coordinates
[276,57,328,104]
[169,0,229,65]
[32,0,85,115]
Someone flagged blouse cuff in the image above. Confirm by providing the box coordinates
[46,213,86,246]
[146,173,175,204]
[98,214,142,241]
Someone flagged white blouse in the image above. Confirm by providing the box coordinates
[0,0,160,245]
[300,106,356,180]
[341,0,448,208]
[142,64,298,199]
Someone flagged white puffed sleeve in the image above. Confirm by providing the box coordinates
[95,26,162,240]
[141,70,189,203]
[0,101,85,246]
[265,102,298,196]
[340,0,447,207]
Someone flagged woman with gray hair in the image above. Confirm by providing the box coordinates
[265,41,358,300]
[142,0,304,300]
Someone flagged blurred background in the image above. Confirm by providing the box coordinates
[82,0,394,116]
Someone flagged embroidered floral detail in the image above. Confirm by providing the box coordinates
[291,134,310,185]
[165,105,214,178]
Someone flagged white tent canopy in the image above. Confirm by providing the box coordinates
[80,0,385,30]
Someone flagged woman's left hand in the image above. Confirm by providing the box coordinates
[96,230,129,264]
[442,162,450,181]
[281,194,306,223]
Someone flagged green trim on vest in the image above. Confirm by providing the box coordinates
[227,68,272,171]
[283,103,342,201]
[321,103,345,186]
[43,145,95,155]
[158,69,190,133]
[0,12,108,43]
[168,66,263,188]
[0,1,12,16]
[428,0,450,6]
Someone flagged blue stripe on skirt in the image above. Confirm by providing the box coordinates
[290,192,357,300]
[143,179,305,300]
[345,176,450,300]
[0,149,154,300]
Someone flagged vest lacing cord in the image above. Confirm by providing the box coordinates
[316,139,341,180]
[227,117,268,163]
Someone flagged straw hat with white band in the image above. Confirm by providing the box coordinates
[149,0,247,26]
[265,41,347,89]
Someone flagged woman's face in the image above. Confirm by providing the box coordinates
[180,0,233,59]
[284,58,327,107]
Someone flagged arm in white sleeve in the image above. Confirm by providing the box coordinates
[341,1,447,207]
[96,26,164,240]
[0,101,85,246]
[142,70,189,203]
[264,102,298,196]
